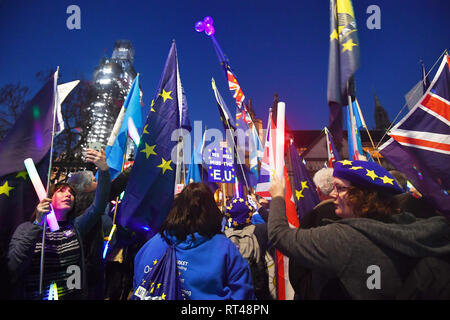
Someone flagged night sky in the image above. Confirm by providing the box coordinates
[0,0,449,136]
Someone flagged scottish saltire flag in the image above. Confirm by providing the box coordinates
[118,42,182,235]
[288,141,320,223]
[346,100,365,160]
[0,72,59,251]
[324,126,341,167]
[256,112,275,199]
[105,74,144,180]
[379,54,450,215]
[327,0,360,144]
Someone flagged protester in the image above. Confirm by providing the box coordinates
[268,160,450,299]
[290,167,343,299]
[133,182,255,300]
[67,170,105,300]
[224,196,272,300]
[301,167,340,228]
[388,169,441,219]
[7,149,111,300]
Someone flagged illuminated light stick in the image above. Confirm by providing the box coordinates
[24,158,59,232]
[103,224,117,259]
[275,102,285,180]
[48,282,58,300]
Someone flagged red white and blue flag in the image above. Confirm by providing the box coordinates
[255,112,275,199]
[227,69,245,108]
[379,54,450,215]
[324,126,341,167]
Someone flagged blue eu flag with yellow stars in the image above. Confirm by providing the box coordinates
[288,141,319,223]
[0,73,56,253]
[118,41,182,236]
[327,0,360,144]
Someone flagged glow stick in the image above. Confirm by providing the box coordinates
[275,102,285,180]
[52,282,58,300]
[24,158,60,231]
[103,224,117,259]
[48,283,53,300]
[128,117,140,147]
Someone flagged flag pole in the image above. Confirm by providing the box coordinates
[354,98,381,165]
[211,78,250,192]
[39,66,60,299]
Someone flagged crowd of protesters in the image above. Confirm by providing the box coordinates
[2,149,450,300]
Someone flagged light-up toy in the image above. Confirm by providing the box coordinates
[24,158,60,231]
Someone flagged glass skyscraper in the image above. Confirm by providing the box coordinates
[83,40,137,153]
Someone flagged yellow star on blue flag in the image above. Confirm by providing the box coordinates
[118,41,183,235]
[0,181,14,197]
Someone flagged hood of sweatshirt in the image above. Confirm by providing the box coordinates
[163,232,211,250]
[335,212,450,258]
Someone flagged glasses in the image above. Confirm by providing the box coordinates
[333,184,349,195]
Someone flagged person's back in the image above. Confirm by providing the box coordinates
[132,183,255,300]
[134,232,255,299]
[223,197,271,300]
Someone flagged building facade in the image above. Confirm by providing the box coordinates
[83,40,137,153]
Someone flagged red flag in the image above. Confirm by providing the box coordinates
[275,166,299,300]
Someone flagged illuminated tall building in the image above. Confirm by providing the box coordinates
[84,40,137,153]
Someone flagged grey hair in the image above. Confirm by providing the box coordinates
[313,167,334,195]
[67,170,94,193]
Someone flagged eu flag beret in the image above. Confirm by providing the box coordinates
[225,197,254,227]
[333,160,404,194]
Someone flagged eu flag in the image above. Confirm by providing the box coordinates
[118,41,181,236]
[0,73,57,253]
[327,0,360,144]
[0,73,57,176]
[287,142,319,223]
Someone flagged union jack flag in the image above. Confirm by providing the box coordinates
[379,53,450,215]
[256,112,275,199]
[324,126,341,167]
[387,54,450,186]
[235,104,252,127]
[227,69,245,108]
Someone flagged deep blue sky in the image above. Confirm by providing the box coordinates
[0,0,449,135]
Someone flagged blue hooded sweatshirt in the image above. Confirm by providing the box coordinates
[133,232,256,300]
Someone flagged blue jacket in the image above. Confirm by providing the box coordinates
[134,232,256,300]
